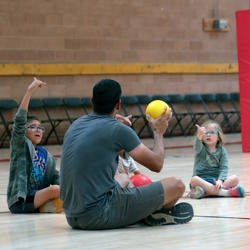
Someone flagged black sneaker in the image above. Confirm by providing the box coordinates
[144,202,194,226]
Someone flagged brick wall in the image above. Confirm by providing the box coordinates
[0,0,248,99]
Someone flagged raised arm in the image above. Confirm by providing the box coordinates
[11,78,47,142]
[194,124,206,154]
[129,108,172,172]
[20,77,47,111]
[195,124,206,141]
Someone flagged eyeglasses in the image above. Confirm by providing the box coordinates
[205,130,218,136]
[27,125,45,133]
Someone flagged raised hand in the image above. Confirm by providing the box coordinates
[27,77,47,93]
[147,107,172,135]
[20,77,47,111]
[115,114,132,127]
[195,124,206,140]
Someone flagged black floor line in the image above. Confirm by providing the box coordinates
[0,211,9,214]
[195,215,250,220]
[184,191,250,196]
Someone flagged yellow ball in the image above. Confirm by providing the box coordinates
[145,100,170,120]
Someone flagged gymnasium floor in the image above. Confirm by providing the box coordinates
[0,133,250,250]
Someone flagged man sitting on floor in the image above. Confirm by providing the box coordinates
[60,78,193,229]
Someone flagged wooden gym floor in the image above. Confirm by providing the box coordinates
[0,133,250,250]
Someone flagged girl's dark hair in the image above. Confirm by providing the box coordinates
[27,115,41,124]
[92,79,122,114]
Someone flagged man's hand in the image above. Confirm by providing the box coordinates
[195,124,206,141]
[147,107,172,135]
[115,114,132,127]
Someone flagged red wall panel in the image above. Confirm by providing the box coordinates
[236,10,250,152]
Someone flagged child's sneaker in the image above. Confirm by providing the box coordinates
[229,185,245,197]
[188,186,205,199]
[39,198,63,213]
[144,202,194,226]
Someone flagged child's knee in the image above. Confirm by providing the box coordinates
[49,185,60,197]
[190,176,200,187]
[229,175,240,185]
[232,175,239,182]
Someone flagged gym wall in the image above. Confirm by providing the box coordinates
[0,0,248,101]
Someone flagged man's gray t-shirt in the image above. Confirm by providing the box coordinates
[60,113,141,218]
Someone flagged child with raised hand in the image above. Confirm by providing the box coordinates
[188,120,244,199]
[7,77,63,213]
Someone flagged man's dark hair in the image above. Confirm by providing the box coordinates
[92,79,122,114]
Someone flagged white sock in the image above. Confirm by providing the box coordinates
[218,188,230,197]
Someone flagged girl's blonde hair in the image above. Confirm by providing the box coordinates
[200,120,224,147]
